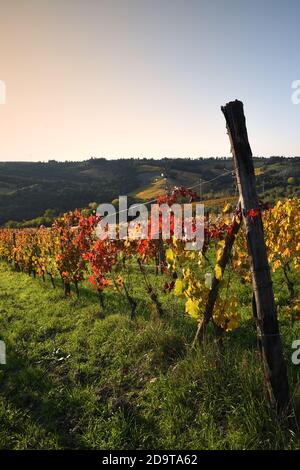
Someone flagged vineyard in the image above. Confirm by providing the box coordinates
[1,192,300,331]
[1,101,300,449]
[0,192,300,448]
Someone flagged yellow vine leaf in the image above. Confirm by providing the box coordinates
[214,264,222,280]
[222,203,232,213]
[165,248,175,262]
[174,279,183,296]
[185,298,200,319]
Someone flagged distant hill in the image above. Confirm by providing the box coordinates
[0,156,299,226]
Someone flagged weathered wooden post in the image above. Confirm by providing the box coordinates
[221,100,289,412]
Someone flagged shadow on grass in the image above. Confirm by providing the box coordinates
[0,342,86,449]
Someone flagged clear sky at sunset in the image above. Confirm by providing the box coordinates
[0,0,299,161]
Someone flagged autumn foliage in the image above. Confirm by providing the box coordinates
[0,193,299,328]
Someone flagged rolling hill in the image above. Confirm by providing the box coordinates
[0,156,299,226]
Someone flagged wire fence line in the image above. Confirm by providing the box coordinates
[109,168,235,217]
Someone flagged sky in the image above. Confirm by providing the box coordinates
[0,0,299,161]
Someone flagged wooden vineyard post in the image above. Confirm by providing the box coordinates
[158,239,166,274]
[193,204,242,346]
[12,232,17,270]
[221,100,289,412]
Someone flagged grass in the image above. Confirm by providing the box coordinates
[133,168,200,201]
[134,178,167,200]
[0,261,300,449]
